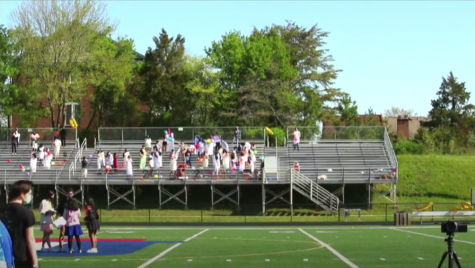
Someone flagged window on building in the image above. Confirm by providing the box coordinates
[65,102,81,127]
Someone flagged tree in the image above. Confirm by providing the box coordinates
[0,25,45,127]
[336,95,358,126]
[138,29,191,126]
[82,36,137,129]
[182,55,220,126]
[424,72,474,129]
[269,21,346,124]
[10,0,115,128]
[384,107,417,117]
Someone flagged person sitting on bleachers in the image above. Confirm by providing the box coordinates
[176,164,186,178]
[153,151,162,172]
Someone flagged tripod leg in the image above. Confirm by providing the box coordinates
[452,252,462,268]
[437,252,448,268]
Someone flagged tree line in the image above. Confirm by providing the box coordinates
[0,0,473,154]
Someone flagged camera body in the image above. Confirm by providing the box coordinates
[441,220,468,234]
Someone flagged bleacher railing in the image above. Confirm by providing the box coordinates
[296,167,397,183]
[286,126,385,143]
[383,127,399,182]
[0,127,77,142]
[291,168,339,213]
[98,127,265,143]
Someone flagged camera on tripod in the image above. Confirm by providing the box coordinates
[441,220,468,234]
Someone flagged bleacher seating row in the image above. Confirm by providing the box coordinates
[0,136,397,185]
[0,140,79,184]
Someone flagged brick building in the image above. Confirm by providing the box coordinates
[7,51,145,130]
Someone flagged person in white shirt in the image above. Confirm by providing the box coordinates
[126,155,133,177]
[39,191,55,251]
[96,150,105,173]
[38,144,45,165]
[53,138,62,159]
[44,148,52,169]
[122,149,130,170]
[30,152,38,173]
[144,135,152,148]
[293,127,301,151]
[212,152,221,175]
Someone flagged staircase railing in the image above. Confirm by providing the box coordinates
[383,127,399,182]
[80,138,87,159]
[290,168,339,213]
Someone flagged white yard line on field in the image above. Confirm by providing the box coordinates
[298,228,359,268]
[136,229,209,268]
[390,228,475,245]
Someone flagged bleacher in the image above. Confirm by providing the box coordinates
[62,128,267,184]
[0,140,79,184]
[279,126,398,184]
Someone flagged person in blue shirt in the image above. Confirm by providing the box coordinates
[0,220,15,268]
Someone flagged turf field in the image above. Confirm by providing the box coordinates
[35,225,475,268]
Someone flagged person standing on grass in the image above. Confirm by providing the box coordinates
[63,198,83,254]
[56,189,73,252]
[0,180,38,268]
[84,197,100,253]
[39,191,55,252]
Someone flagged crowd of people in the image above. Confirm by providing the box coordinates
[86,127,263,180]
[9,128,66,174]
[0,181,101,268]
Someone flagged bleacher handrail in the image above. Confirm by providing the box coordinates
[287,126,385,142]
[0,127,78,142]
[383,127,399,182]
[97,126,266,144]
[290,168,339,213]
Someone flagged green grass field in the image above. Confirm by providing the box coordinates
[35,225,475,268]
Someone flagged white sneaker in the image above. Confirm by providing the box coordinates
[87,248,98,253]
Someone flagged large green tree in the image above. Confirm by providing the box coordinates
[424,72,474,129]
[0,25,45,127]
[138,29,191,126]
[268,21,345,125]
[83,36,137,129]
[10,0,115,128]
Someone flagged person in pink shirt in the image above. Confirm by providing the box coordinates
[63,198,83,254]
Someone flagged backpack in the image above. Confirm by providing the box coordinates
[0,221,14,268]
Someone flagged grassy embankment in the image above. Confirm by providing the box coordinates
[35,155,474,222]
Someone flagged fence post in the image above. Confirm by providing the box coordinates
[385,204,388,222]
[148,208,151,223]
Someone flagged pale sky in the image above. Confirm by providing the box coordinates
[1,1,474,117]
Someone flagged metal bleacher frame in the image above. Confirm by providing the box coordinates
[0,126,398,213]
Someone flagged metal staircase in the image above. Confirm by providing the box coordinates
[290,168,339,214]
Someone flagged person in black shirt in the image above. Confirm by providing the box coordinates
[11,130,19,155]
[0,180,38,268]
[56,188,73,252]
[60,128,67,147]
